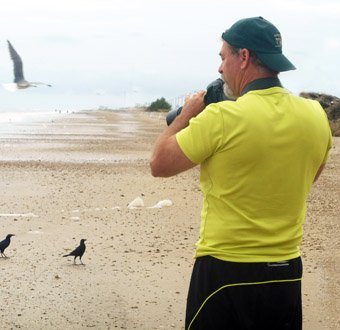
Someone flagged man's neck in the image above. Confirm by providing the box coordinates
[241,77,282,96]
[238,71,279,96]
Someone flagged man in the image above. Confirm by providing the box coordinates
[150,17,332,329]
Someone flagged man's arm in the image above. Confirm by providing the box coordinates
[150,91,205,177]
[149,129,196,177]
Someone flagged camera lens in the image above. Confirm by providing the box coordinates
[166,106,182,126]
[165,78,228,126]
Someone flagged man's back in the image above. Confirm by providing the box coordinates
[176,87,332,262]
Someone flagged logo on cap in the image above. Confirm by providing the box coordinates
[274,33,282,48]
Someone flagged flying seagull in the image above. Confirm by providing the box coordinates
[3,40,52,91]
[63,239,86,265]
[0,234,15,258]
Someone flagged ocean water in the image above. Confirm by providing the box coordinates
[0,108,147,164]
[0,110,70,134]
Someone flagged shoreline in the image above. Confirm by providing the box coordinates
[0,109,338,329]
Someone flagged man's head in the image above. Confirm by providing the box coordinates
[218,17,295,96]
[222,17,295,73]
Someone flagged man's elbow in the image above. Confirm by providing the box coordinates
[150,157,175,177]
[150,158,163,177]
[150,160,158,177]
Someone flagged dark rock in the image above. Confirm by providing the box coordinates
[300,92,340,136]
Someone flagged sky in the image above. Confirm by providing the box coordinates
[0,0,339,112]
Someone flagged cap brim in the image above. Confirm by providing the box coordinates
[256,52,296,72]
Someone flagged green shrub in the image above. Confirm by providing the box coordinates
[147,97,171,112]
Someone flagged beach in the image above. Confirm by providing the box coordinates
[0,109,338,330]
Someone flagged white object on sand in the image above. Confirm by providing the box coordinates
[27,230,44,235]
[127,197,145,209]
[0,213,38,217]
[147,199,173,209]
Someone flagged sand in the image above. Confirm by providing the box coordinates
[0,109,338,330]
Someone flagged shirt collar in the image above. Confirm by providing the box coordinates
[240,77,283,96]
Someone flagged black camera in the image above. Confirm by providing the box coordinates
[166,78,228,126]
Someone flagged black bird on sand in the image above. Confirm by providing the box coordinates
[63,239,86,264]
[0,234,15,258]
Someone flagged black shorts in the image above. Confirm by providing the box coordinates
[185,256,302,330]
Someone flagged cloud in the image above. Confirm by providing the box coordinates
[0,0,339,111]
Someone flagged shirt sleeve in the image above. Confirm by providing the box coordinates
[176,103,225,164]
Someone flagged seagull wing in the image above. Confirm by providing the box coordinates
[7,40,25,83]
[30,82,52,87]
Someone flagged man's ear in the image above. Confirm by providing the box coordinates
[240,48,251,69]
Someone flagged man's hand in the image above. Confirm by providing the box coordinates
[178,91,206,126]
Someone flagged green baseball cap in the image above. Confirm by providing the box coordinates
[222,16,296,72]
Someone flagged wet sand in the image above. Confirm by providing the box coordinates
[0,109,338,329]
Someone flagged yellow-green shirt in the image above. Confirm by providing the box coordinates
[176,87,332,262]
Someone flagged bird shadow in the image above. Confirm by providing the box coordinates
[65,263,86,268]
